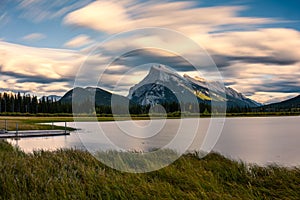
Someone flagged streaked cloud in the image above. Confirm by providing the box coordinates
[73,26,300,103]
[0,41,86,95]
[220,62,300,103]
[0,78,71,96]
[64,0,276,34]
[250,92,299,105]
[0,12,9,27]
[17,0,93,22]
[64,34,93,48]
[22,33,46,41]
[199,28,300,64]
[1,0,299,103]
[0,40,118,96]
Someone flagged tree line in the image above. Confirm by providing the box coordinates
[0,92,255,115]
[0,92,71,114]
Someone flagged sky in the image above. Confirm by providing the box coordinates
[0,0,300,104]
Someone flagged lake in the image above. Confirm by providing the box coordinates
[7,116,300,167]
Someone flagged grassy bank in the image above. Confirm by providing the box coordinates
[1,112,299,131]
[0,141,299,199]
[0,116,75,131]
[0,111,299,118]
[0,116,152,131]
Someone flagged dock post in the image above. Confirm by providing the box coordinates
[16,122,18,137]
[52,122,54,130]
[65,122,67,134]
[5,120,7,131]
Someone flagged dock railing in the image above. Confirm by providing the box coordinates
[0,120,70,138]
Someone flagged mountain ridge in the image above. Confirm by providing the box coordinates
[60,87,130,106]
[258,95,300,111]
[59,64,264,109]
[128,64,261,108]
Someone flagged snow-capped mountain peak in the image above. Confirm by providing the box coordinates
[128,64,189,99]
[151,64,178,75]
[128,64,261,107]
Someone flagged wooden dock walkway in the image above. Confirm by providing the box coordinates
[0,130,70,139]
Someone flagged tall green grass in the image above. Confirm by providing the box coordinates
[0,140,299,199]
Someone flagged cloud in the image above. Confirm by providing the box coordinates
[218,61,300,103]
[0,41,84,83]
[63,0,276,34]
[2,0,299,103]
[17,0,93,22]
[0,41,94,96]
[212,55,298,68]
[64,34,93,48]
[0,12,9,27]
[112,49,196,72]
[22,33,46,41]
[199,28,300,64]
[0,74,71,96]
[64,0,131,33]
[250,92,299,105]
[69,27,300,103]
[0,40,121,96]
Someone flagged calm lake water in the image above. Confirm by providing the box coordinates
[7,116,300,167]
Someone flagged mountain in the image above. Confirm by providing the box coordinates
[59,65,261,110]
[128,64,261,108]
[60,87,130,106]
[258,95,300,111]
[128,65,197,106]
[39,95,61,102]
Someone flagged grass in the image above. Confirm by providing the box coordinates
[0,115,191,132]
[0,111,299,119]
[0,140,299,199]
[0,111,299,133]
[0,116,154,131]
[0,116,75,131]
[1,111,299,130]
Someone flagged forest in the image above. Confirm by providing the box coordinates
[0,92,255,115]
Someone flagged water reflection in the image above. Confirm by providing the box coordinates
[7,116,300,167]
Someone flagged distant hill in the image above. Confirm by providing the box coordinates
[60,87,130,106]
[258,95,300,111]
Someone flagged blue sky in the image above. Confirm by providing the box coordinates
[2,0,300,48]
[0,0,96,48]
[0,0,299,103]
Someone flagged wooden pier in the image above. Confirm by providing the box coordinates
[0,120,70,139]
[0,130,70,139]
